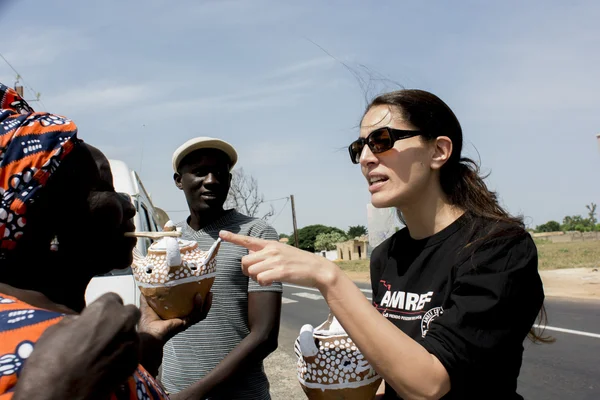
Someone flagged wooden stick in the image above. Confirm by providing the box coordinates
[124,231,182,239]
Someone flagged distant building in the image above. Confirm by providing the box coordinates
[336,235,369,261]
[279,237,289,244]
[315,249,338,261]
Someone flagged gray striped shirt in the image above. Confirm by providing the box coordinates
[160,210,282,399]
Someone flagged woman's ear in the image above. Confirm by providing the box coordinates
[430,136,453,171]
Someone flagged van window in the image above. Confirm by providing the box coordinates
[138,204,152,254]
[137,202,148,231]
[141,204,152,231]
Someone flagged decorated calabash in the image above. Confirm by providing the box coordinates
[131,222,220,319]
[294,313,382,400]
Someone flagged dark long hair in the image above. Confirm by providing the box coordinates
[365,89,552,343]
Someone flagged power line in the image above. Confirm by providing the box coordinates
[0,52,48,110]
[166,195,288,210]
[263,196,289,203]
[0,53,21,81]
[269,198,290,225]
[166,196,291,221]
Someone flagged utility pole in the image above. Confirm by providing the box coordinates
[14,76,41,104]
[14,75,24,97]
[290,194,299,248]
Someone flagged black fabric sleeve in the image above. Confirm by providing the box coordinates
[418,233,544,394]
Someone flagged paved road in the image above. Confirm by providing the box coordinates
[278,283,600,400]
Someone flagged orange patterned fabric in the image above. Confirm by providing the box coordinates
[0,83,79,254]
[0,293,169,399]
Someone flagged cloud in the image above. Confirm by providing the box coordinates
[165,0,304,27]
[91,143,139,161]
[266,57,336,79]
[1,28,88,68]
[440,6,600,115]
[139,79,313,115]
[48,82,153,114]
[240,141,307,168]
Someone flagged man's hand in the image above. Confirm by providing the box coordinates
[138,292,212,344]
[136,292,213,378]
[13,293,141,400]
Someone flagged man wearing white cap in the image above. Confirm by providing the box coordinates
[161,137,282,399]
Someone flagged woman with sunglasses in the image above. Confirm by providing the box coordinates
[220,89,547,399]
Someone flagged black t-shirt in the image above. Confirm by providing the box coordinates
[370,213,544,400]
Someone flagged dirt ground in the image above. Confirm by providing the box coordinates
[537,267,600,300]
[264,349,306,400]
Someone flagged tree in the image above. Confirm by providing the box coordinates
[586,203,597,231]
[315,232,348,251]
[561,215,591,232]
[347,225,368,238]
[295,224,346,252]
[279,233,290,240]
[535,220,561,233]
[225,168,274,220]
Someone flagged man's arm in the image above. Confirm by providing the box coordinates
[172,291,282,400]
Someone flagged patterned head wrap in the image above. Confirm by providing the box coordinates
[0,83,79,253]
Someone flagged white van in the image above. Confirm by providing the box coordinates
[84,159,166,307]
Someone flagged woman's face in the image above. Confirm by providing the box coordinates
[51,144,137,277]
[86,145,137,271]
[359,105,435,209]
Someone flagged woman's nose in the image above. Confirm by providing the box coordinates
[117,192,136,219]
[359,144,378,167]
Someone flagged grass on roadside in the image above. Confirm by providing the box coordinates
[534,240,600,270]
[334,259,369,272]
[334,240,600,274]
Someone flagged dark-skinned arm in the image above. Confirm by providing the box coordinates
[171,291,282,400]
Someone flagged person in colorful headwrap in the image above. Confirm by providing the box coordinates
[0,83,211,400]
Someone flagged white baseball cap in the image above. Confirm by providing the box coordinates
[172,137,238,172]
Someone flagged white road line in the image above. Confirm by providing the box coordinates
[534,324,600,339]
[281,297,298,304]
[292,292,324,301]
[284,283,372,294]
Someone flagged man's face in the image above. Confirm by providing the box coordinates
[174,149,232,212]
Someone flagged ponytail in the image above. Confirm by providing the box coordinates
[442,158,554,344]
[441,157,521,226]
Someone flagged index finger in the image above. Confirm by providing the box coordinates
[219,230,269,251]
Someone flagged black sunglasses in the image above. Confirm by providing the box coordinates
[348,127,422,164]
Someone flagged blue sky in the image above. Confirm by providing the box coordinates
[1,0,599,236]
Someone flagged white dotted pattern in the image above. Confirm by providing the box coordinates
[133,242,217,284]
[296,335,378,388]
[7,310,35,324]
